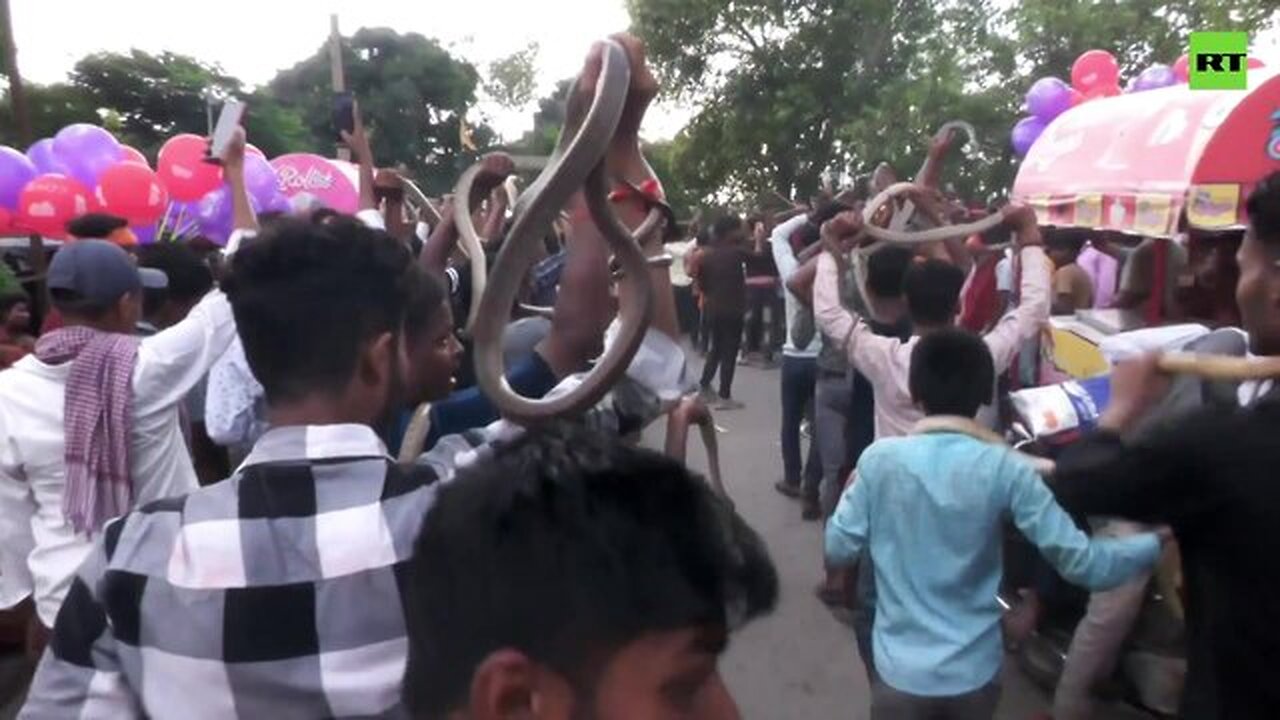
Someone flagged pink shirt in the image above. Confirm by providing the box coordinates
[1077,246,1118,309]
[814,247,1051,439]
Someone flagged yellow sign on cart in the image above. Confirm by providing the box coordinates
[1186,184,1240,228]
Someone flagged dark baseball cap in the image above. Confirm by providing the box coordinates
[48,240,168,306]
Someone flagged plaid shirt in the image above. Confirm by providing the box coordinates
[21,338,680,719]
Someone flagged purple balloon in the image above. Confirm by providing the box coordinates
[195,186,259,245]
[0,146,38,211]
[1025,77,1072,122]
[243,154,281,208]
[1011,116,1047,156]
[260,191,292,215]
[1132,64,1177,92]
[132,224,159,245]
[52,124,121,188]
[27,138,71,176]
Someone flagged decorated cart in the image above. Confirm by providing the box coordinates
[1012,69,1280,378]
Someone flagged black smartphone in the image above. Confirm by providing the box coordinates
[332,92,355,141]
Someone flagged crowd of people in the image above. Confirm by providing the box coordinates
[0,31,1276,720]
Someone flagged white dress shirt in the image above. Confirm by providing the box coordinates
[814,247,1051,439]
[0,291,236,625]
[770,215,822,359]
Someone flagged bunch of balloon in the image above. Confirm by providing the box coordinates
[1011,49,1126,158]
[0,124,169,241]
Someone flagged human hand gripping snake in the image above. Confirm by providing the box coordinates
[458,39,662,425]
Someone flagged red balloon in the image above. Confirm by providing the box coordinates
[1174,54,1190,83]
[95,162,169,226]
[157,134,222,202]
[15,174,93,239]
[1083,83,1121,101]
[1068,88,1085,107]
[1071,50,1120,93]
[120,145,149,166]
[0,207,12,235]
[1249,57,1266,70]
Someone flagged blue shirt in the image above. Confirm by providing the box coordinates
[825,430,1161,697]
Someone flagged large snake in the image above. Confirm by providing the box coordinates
[461,39,659,424]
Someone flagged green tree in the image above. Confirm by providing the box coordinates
[265,27,493,194]
[0,83,97,146]
[2,49,311,158]
[484,43,539,110]
[630,0,1279,207]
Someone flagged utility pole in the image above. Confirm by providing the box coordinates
[0,0,33,145]
[329,14,350,162]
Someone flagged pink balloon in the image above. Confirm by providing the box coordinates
[119,145,149,167]
[246,144,266,158]
[157,134,223,202]
[1068,88,1085,107]
[95,162,169,226]
[15,174,93,239]
[1071,50,1120,93]
[1173,54,1190,83]
[1249,57,1266,70]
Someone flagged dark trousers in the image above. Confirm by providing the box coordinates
[744,286,783,357]
[700,313,744,398]
[871,679,1001,720]
[780,355,820,489]
[674,285,700,344]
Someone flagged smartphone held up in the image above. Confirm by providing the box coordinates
[206,99,247,164]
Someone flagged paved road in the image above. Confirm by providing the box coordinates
[650,360,1149,720]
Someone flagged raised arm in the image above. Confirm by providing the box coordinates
[982,205,1050,373]
[224,128,258,234]
[341,100,378,214]
[786,254,821,307]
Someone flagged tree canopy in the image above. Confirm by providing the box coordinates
[629,0,1278,209]
[1,28,492,194]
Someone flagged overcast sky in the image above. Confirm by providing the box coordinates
[8,0,695,140]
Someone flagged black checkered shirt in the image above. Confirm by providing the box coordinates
[21,363,671,719]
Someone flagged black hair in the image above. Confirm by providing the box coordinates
[909,328,994,417]
[222,215,419,404]
[1046,227,1089,255]
[710,214,743,243]
[138,242,214,304]
[403,266,448,348]
[310,207,341,226]
[65,213,128,239]
[50,288,115,320]
[1246,171,1280,249]
[798,202,851,246]
[902,259,966,326]
[866,245,914,300]
[402,423,778,717]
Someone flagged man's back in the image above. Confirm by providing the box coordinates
[698,245,746,317]
[829,431,1158,698]
[20,424,437,718]
[1055,392,1280,718]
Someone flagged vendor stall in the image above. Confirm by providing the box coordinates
[1011,70,1280,377]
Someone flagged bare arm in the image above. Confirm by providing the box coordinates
[223,129,258,233]
[341,101,377,213]
[786,254,821,307]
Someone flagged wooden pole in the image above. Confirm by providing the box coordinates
[329,14,350,162]
[0,0,33,145]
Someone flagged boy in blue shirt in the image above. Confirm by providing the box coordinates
[825,328,1163,719]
